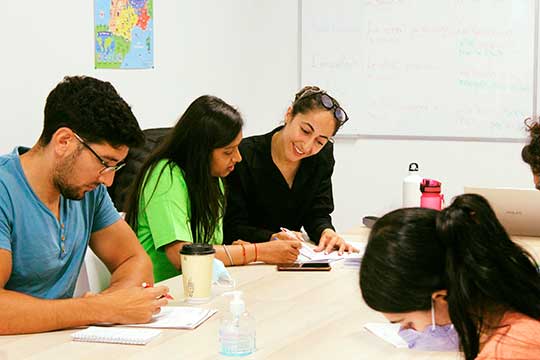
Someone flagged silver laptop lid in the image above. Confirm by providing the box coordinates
[464,186,540,237]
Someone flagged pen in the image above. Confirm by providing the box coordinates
[142,282,174,300]
[279,227,305,242]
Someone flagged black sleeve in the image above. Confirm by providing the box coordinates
[302,146,336,244]
[223,165,274,244]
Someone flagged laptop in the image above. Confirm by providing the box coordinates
[463,186,540,236]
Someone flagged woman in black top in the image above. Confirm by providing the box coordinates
[224,86,355,254]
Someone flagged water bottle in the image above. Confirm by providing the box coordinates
[402,162,422,207]
[219,291,256,356]
[420,178,444,210]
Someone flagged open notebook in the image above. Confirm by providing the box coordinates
[71,307,217,345]
[125,306,217,330]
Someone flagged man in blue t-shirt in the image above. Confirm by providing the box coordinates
[0,76,170,335]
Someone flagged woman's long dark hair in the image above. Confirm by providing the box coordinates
[124,95,243,243]
[360,193,540,360]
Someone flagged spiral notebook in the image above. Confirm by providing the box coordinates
[71,326,161,345]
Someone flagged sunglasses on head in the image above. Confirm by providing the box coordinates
[296,89,349,125]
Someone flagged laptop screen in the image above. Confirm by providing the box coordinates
[463,186,540,237]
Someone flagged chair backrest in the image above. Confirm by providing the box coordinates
[108,127,171,211]
[74,247,111,296]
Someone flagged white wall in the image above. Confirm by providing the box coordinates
[331,138,532,231]
[0,1,534,233]
[0,0,298,151]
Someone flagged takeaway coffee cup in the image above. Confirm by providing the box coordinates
[180,243,216,303]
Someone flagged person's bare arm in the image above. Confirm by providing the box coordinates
[90,219,153,290]
[163,241,251,268]
[164,241,187,269]
[0,249,169,335]
[164,240,301,268]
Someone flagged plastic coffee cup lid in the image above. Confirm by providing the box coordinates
[180,243,216,255]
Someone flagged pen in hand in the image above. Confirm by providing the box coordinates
[279,227,305,242]
[142,282,174,300]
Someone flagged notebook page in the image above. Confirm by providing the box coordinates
[125,306,218,329]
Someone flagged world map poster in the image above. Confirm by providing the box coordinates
[94,0,154,69]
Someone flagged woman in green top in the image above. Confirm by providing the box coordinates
[124,95,301,282]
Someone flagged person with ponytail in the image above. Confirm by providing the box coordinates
[360,193,540,359]
[124,96,301,282]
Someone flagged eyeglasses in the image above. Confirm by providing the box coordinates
[296,89,349,125]
[73,133,126,174]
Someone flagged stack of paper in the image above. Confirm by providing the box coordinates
[297,243,364,266]
[342,255,362,268]
[343,241,365,268]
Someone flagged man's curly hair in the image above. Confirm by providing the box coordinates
[39,76,144,148]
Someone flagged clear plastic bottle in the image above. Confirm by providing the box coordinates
[402,162,422,207]
[219,291,256,356]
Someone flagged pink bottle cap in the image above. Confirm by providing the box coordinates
[420,178,441,193]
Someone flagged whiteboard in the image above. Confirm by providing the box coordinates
[301,0,536,139]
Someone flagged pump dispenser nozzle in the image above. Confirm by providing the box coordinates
[223,291,245,317]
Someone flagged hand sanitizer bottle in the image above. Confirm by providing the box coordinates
[219,291,256,356]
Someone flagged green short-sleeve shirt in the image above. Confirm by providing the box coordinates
[137,159,223,282]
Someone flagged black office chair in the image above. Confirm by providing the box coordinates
[108,127,171,212]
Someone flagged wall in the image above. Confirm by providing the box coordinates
[0,1,534,233]
[0,0,298,151]
[331,137,531,231]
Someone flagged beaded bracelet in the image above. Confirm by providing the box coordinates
[223,245,234,266]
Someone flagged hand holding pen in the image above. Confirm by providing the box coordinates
[271,227,305,242]
[87,284,172,324]
[142,282,174,300]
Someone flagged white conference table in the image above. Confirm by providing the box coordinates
[1,227,538,360]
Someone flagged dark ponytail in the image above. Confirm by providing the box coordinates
[436,193,540,360]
